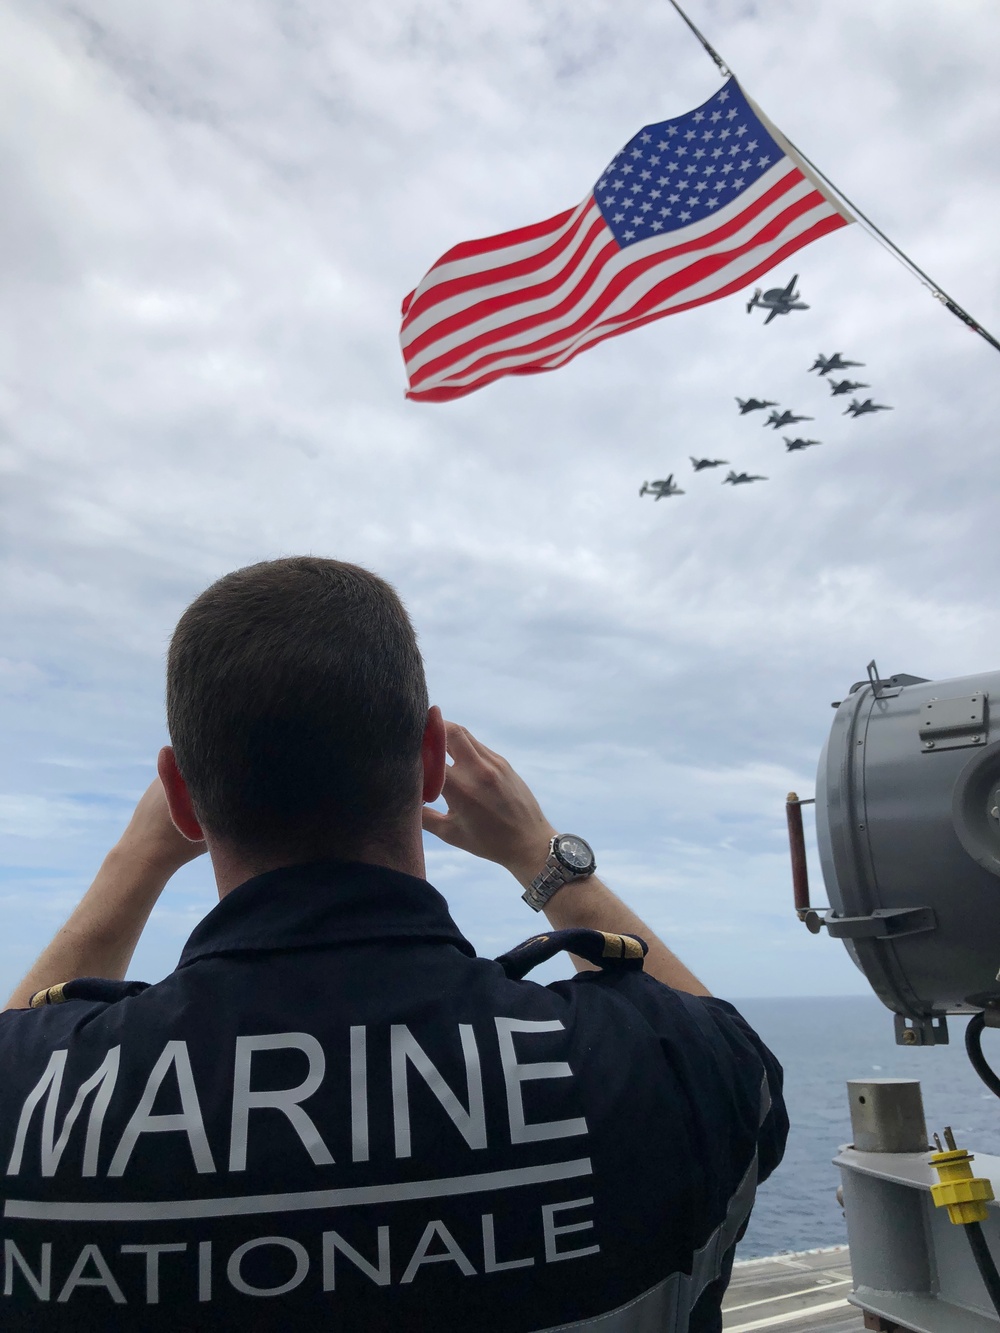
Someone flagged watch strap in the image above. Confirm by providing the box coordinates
[522,835,594,913]
[521,859,573,912]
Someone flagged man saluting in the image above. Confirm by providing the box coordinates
[0,557,787,1331]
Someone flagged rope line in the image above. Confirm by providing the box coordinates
[664,0,730,77]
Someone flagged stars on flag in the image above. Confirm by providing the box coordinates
[594,80,783,248]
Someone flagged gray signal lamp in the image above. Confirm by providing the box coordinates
[789,661,1000,1047]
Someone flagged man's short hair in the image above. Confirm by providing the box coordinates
[166,557,429,859]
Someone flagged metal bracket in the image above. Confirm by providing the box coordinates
[893,1012,949,1046]
[867,659,903,699]
[824,906,937,940]
[849,669,929,696]
[919,691,988,752]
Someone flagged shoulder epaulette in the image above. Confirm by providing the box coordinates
[495,928,647,981]
[28,977,150,1009]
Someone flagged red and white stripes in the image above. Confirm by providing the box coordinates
[401,161,850,403]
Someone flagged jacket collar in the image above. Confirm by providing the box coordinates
[176,859,476,968]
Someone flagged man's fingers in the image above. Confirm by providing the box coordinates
[444,722,502,767]
[443,722,481,764]
[472,737,506,764]
[421,806,451,839]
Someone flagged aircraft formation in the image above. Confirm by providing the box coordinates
[639,278,893,502]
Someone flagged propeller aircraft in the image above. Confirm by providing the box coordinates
[746,274,808,324]
[640,475,685,499]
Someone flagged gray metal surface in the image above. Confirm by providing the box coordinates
[847,1078,928,1153]
[919,691,988,751]
[835,1143,1000,1330]
[815,667,1000,1033]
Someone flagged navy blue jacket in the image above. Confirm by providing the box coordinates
[0,861,787,1330]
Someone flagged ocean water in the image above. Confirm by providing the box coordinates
[731,995,1000,1259]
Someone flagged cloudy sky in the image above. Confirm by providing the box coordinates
[2,0,998,1002]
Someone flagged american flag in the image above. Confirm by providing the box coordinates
[401,78,852,403]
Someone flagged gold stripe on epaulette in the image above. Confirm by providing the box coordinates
[600,933,643,960]
[29,982,68,1008]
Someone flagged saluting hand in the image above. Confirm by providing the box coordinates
[3,777,207,1010]
[117,777,207,875]
[421,723,556,886]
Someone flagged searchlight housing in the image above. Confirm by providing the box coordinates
[795,663,1000,1046]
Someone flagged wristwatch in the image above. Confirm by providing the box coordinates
[522,834,596,912]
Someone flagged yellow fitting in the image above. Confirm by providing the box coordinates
[929,1147,995,1225]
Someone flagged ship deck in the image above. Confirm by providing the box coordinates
[723,1247,863,1331]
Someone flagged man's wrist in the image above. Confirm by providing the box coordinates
[503,827,559,889]
[102,841,179,895]
[540,874,603,926]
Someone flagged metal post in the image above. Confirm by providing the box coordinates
[848,1079,929,1153]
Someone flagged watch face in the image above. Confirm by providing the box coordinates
[555,835,594,872]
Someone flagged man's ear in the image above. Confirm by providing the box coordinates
[157,747,207,842]
[421,706,447,805]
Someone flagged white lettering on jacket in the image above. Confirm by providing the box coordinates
[494,1019,588,1144]
[5,1019,589,1180]
[7,1048,120,1178]
[390,1025,487,1157]
[3,1201,601,1305]
[229,1033,333,1171]
[107,1042,215,1176]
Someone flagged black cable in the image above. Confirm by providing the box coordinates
[663,0,730,77]
[966,1012,1000,1100]
[966,1222,1000,1318]
[769,131,1000,358]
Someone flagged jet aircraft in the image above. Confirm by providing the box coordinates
[784,437,821,452]
[764,409,813,430]
[735,397,778,415]
[690,457,728,471]
[640,475,685,499]
[723,471,767,485]
[810,352,865,375]
[844,398,893,418]
[828,379,869,396]
[746,274,808,324]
